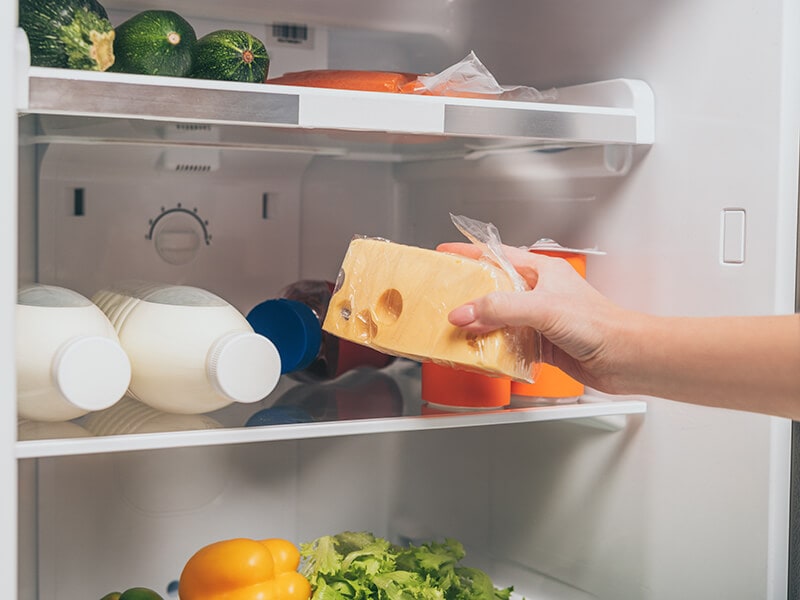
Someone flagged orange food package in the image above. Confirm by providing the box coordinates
[265,69,420,93]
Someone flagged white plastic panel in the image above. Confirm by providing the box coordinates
[34,143,310,312]
[20,65,654,149]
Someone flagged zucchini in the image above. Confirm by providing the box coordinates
[19,0,115,71]
[190,30,270,83]
[110,10,196,77]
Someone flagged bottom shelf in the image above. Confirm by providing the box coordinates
[487,560,598,600]
[16,360,647,459]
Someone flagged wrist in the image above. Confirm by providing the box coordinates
[597,308,657,396]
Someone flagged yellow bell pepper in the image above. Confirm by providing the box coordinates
[179,537,310,600]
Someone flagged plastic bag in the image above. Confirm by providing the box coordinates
[450,213,527,291]
[321,217,541,383]
[404,51,558,102]
[450,213,542,381]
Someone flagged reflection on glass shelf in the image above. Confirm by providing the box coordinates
[245,369,406,426]
[16,360,647,458]
[22,113,579,163]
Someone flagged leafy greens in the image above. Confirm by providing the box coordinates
[300,531,517,600]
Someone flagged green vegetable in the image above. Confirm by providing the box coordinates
[300,531,516,600]
[99,587,163,600]
[119,587,164,600]
[19,0,115,71]
[110,10,196,77]
[190,30,270,83]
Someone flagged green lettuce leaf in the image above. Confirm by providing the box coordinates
[300,531,520,600]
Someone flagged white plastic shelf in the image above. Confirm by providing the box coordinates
[18,60,654,153]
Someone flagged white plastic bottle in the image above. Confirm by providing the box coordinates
[16,283,131,422]
[92,281,281,414]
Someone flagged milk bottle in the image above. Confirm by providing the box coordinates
[16,283,131,422]
[93,282,281,414]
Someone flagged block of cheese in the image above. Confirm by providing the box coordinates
[322,237,539,382]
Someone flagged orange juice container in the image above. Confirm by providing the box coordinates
[511,239,605,406]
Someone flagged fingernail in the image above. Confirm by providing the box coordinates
[449,304,476,326]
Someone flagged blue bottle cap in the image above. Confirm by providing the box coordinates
[246,298,322,374]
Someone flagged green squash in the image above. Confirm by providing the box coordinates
[190,30,270,83]
[99,587,163,600]
[19,0,115,71]
[119,587,164,600]
[110,10,196,77]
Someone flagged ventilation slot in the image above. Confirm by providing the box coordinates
[270,22,314,48]
[175,123,214,133]
[158,148,221,173]
[173,164,213,173]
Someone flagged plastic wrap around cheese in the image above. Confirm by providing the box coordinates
[322,237,539,382]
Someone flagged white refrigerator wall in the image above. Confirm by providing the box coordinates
[12,1,800,600]
[394,1,798,598]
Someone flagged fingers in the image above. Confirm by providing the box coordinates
[448,303,477,327]
[437,242,539,266]
[436,242,483,259]
[437,242,544,289]
[447,291,542,334]
[438,241,554,333]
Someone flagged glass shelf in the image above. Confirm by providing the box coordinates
[16,361,647,459]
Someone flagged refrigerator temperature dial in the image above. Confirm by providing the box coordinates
[146,204,212,265]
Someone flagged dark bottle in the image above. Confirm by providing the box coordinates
[246,280,394,382]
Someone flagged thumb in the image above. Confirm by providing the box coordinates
[448,291,544,334]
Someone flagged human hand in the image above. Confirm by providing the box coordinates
[437,242,640,393]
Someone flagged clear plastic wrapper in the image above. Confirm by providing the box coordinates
[405,51,558,102]
[322,216,541,382]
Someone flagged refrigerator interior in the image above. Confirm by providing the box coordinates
[10,0,800,599]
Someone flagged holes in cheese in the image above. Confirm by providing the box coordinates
[322,237,539,382]
[355,309,378,341]
[376,288,403,322]
[338,300,352,321]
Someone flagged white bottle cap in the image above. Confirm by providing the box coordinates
[207,332,282,403]
[52,336,132,411]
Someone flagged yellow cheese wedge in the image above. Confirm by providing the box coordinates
[322,237,539,382]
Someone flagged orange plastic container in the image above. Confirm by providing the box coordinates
[510,240,602,406]
[421,361,510,411]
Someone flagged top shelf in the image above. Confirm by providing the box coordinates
[18,61,654,153]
